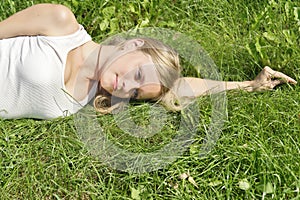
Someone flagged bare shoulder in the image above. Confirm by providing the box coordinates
[0,3,80,38]
[29,3,79,35]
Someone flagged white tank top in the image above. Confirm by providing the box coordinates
[0,25,93,119]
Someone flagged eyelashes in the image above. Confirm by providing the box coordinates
[135,67,142,81]
[131,67,143,99]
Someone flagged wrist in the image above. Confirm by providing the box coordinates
[241,80,254,92]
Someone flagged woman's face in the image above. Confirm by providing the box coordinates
[100,50,162,100]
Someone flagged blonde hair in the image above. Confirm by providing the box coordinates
[93,37,182,114]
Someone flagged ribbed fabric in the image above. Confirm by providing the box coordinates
[0,25,92,119]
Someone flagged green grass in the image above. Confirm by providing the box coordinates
[1,0,300,199]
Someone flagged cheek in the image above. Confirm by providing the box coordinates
[106,62,124,76]
[103,57,136,80]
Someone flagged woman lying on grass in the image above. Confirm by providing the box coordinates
[0,3,297,119]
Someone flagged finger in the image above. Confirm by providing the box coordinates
[264,67,297,84]
[272,71,297,84]
[271,79,283,88]
[263,66,297,84]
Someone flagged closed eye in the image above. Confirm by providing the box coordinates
[135,67,143,81]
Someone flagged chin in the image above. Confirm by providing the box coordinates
[99,82,111,94]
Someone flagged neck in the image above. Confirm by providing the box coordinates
[79,41,101,81]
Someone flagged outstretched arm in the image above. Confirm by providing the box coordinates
[0,3,79,39]
[173,66,297,98]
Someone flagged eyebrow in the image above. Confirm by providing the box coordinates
[136,89,149,100]
[136,86,162,100]
[135,63,161,100]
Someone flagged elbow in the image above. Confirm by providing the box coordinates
[52,5,76,25]
[50,4,78,33]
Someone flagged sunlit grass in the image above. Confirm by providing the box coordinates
[0,0,299,199]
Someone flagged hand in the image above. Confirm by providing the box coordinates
[249,66,297,92]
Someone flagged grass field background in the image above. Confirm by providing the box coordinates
[1,0,300,199]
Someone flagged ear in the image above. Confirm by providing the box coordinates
[123,39,144,50]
